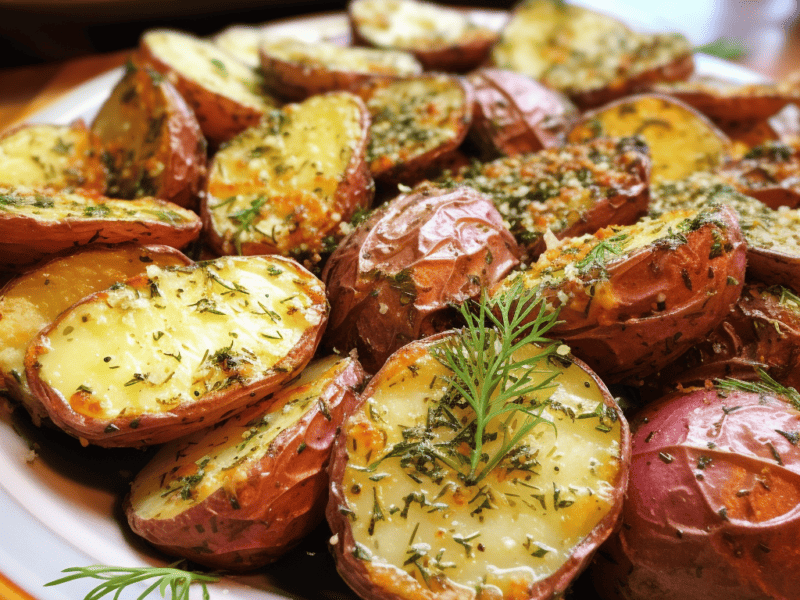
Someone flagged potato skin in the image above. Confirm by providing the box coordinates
[125,355,366,571]
[322,185,519,372]
[594,386,800,600]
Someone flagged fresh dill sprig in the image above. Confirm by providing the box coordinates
[228,196,267,255]
[431,278,562,486]
[45,562,220,600]
[717,367,800,410]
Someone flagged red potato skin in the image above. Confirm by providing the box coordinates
[322,185,520,373]
[467,68,578,158]
[326,333,631,600]
[125,356,366,571]
[593,387,800,600]
[24,256,327,447]
[746,246,800,292]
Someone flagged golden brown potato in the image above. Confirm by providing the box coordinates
[92,62,207,209]
[259,37,422,101]
[138,29,279,146]
[0,184,202,270]
[491,0,694,109]
[202,91,372,266]
[322,184,520,372]
[568,94,732,182]
[719,141,800,209]
[438,137,651,259]
[126,353,366,570]
[0,244,192,425]
[25,255,327,447]
[348,0,500,72]
[0,122,106,193]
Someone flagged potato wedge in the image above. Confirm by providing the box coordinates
[327,332,629,600]
[594,384,800,600]
[126,353,366,570]
[491,0,694,109]
[0,184,202,269]
[259,38,422,102]
[356,73,472,187]
[202,91,372,266]
[138,29,278,145]
[719,141,800,209]
[322,184,519,373]
[438,137,650,259]
[0,122,106,193]
[568,94,732,182]
[25,255,327,447]
[493,205,747,383]
[0,244,191,425]
[92,62,206,209]
[467,68,578,158]
[213,25,265,69]
[348,0,500,72]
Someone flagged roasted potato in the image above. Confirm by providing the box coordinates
[348,0,500,72]
[0,121,106,193]
[0,184,202,269]
[24,255,327,447]
[491,0,694,109]
[138,29,279,145]
[213,25,266,68]
[594,383,800,600]
[0,244,192,425]
[322,184,519,372]
[126,353,366,570]
[202,91,372,266]
[568,94,732,182]
[327,330,629,600]
[467,68,578,158]
[92,61,207,209]
[493,204,747,383]
[719,141,800,209]
[438,137,651,259]
[356,73,473,188]
[259,37,422,101]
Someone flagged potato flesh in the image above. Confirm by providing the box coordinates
[131,354,346,521]
[34,257,323,419]
[207,93,364,254]
[262,39,421,76]
[341,348,622,595]
[143,30,275,112]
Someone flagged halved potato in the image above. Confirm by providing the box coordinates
[493,204,747,383]
[327,332,629,600]
[202,91,372,266]
[439,137,650,259]
[259,37,422,101]
[348,0,500,72]
[491,0,694,109]
[467,68,578,158]
[0,184,202,269]
[719,141,800,209]
[594,384,800,600]
[0,122,106,193]
[568,94,732,182]
[322,184,520,373]
[213,25,266,68]
[126,353,366,570]
[356,73,472,187]
[0,244,192,425]
[25,255,327,447]
[92,61,207,208]
[138,29,279,145]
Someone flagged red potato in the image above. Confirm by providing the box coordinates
[593,384,800,600]
[348,0,500,72]
[24,255,327,447]
[138,29,279,146]
[719,141,800,209]
[92,61,207,209]
[0,121,106,193]
[126,354,366,570]
[492,204,747,384]
[0,244,192,425]
[467,68,578,158]
[322,184,520,373]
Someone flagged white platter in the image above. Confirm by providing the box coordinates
[0,7,769,600]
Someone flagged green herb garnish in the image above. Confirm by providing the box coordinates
[694,37,748,60]
[717,367,800,410]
